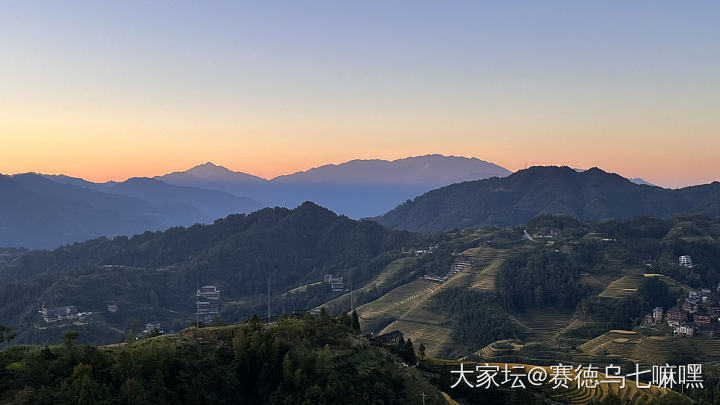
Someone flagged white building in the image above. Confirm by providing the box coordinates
[675,323,694,337]
[680,255,693,268]
[653,307,664,323]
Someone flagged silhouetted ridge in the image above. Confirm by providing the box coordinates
[375,166,719,232]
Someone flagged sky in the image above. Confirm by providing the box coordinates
[1,1,718,188]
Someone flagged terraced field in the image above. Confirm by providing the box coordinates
[580,330,720,364]
[315,256,419,313]
[643,273,694,295]
[356,278,442,330]
[598,273,694,299]
[380,319,454,357]
[358,246,513,357]
[577,273,614,290]
[513,308,575,341]
[461,246,509,291]
[578,330,640,355]
[598,275,644,298]
[283,281,323,295]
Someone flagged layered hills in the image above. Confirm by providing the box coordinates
[0,155,510,248]
[375,166,720,232]
[0,173,262,249]
[156,155,511,219]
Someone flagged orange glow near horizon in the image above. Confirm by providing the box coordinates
[2,97,719,187]
[2,118,719,188]
[2,2,719,189]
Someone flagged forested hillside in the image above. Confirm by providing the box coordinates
[0,202,424,345]
[375,166,720,232]
[0,314,448,404]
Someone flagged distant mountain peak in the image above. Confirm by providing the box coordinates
[157,163,268,184]
[186,162,235,177]
[271,154,511,185]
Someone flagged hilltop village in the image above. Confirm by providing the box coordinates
[643,255,720,337]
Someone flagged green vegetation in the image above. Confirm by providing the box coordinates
[5,201,720,403]
[497,249,591,308]
[0,314,448,405]
[376,166,720,232]
[0,202,427,345]
[429,289,524,357]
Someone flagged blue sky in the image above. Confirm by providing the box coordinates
[1,1,718,186]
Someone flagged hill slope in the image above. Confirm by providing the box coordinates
[107,177,263,220]
[0,316,449,404]
[0,202,422,345]
[375,166,720,232]
[0,174,203,249]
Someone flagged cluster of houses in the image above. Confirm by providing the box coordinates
[40,304,93,323]
[423,257,471,283]
[530,227,560,239]
[142,322,163,335]
[401,244,439,257]
[323,274,346,292]
[645,285,720,338]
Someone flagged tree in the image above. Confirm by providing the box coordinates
[351,310,361,332]
[404,339,417,363]
[125,318,138,344]
[0,325,16,348]
[418,343,426,361]
[63,330,80,346]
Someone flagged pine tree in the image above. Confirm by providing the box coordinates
[63,330,79,347]
[404,338,417,363]
[0,325,16,348]
[351,310,361,332]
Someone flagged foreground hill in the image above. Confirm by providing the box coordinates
[375,166,720,232]
[0,316,449,404]
[0,202,423,345]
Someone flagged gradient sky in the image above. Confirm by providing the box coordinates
[1,1,718,188]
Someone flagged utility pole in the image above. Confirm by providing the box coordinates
[421,392,426,405]
[267,277,270,325]
[350,277,353,312]
[195,282,199,328]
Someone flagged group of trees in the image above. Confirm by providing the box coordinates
[0,312,443,404]
[578,276,683,330]
[430,289,524,357]
[497,249,589,309]
[386,336,417,364]
[0,203,429,346]
[0,325,15,348]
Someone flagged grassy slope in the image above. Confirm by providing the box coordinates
[357,241,514,358]
[0,319,453,405]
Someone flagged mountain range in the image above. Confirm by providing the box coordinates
[0,173,262,249]
[0,155,510,248]
[2,156,717,249]
[154,155,511,218]
[375,166,720,232]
